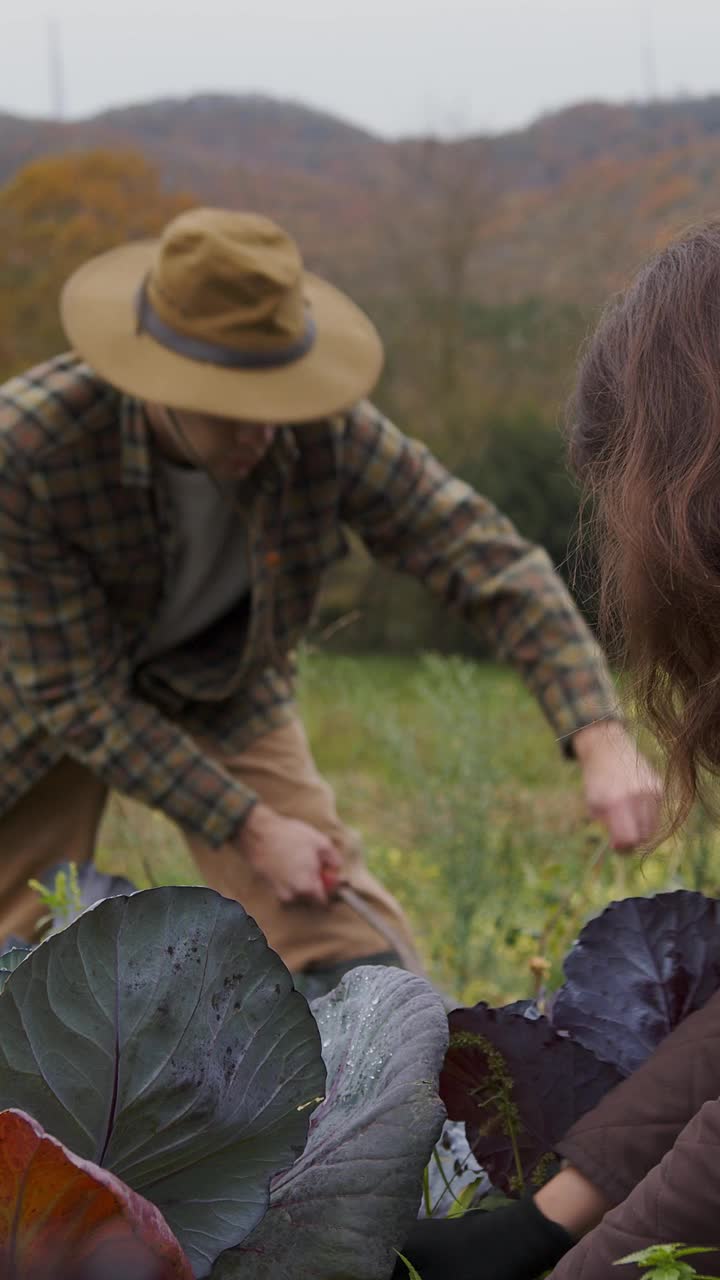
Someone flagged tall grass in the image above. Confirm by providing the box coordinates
[98,651,720,1005]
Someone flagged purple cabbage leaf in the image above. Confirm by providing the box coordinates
[0,887,325,1278]
[552,890,720,1077]
[213,965,449,1280]
[440,1003,621,1195]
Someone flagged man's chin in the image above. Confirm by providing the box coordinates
[207,459,257,482]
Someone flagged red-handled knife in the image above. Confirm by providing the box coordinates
[321,867,425,977]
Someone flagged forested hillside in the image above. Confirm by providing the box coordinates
[2,90,718,645]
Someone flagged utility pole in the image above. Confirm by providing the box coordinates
[47,17,65,121]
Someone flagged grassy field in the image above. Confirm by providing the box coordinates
[97,651,720,1007]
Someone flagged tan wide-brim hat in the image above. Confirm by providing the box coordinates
[60,207,384,424]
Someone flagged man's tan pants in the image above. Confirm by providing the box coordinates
[0,719,416,973]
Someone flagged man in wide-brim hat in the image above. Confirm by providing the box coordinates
[0,206,660,979]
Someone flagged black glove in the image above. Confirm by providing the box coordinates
[391,1196,574,1280]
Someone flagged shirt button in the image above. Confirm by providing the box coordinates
[265,550,281,568]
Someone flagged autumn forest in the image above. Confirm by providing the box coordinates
[3,90,720,644]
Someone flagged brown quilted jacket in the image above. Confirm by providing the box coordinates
[549,988,720,1277]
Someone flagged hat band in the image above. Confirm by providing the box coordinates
[135,279,317,369]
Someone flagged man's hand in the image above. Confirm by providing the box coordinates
[573,720,664,851]
[234,802,342,905]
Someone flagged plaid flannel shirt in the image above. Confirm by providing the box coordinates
[0,353,618,847]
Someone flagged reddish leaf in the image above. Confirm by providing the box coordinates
[0,1109,194,1280]
[440,1005,621,1195]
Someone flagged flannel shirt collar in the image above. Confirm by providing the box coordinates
[120,397,153,489]
[119,397,300,493]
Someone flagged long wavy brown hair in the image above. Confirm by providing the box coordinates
[570,221,720,831]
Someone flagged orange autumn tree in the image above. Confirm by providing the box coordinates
[0,150,194,379]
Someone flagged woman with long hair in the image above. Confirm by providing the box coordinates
[394,223,720,1279]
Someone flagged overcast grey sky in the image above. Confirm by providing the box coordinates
[2,0,719,138]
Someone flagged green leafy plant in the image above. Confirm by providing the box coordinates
[27,860,83,933]
[347,653,530,997]
[395,1253,424,1279]
[615,1243,719,1278]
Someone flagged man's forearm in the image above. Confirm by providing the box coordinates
[482,548,620,753]
[31,682,256,847]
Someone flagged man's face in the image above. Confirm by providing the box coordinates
[150,406,278,480]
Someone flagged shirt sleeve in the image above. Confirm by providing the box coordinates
[337,404,620,750]
[0,466,256,846]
